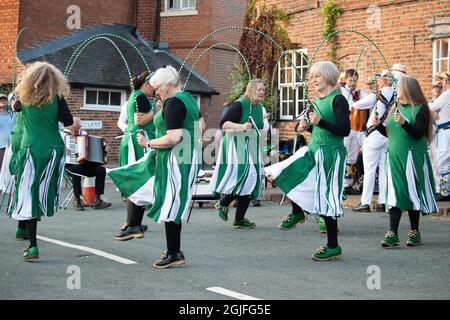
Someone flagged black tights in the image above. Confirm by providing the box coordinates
[25,219,38,248]
[127,201,145,228]
[324,216,338,249]
[18,220,26,229]
[292,202,338,249]
[220,194,251,221]
[389,207,420,235]
[291,202,304,215]
[165,222,182,254]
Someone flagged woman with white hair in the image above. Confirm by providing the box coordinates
[137,65,201,269]
[210,79,265,229]
[109,70,157,241]
[265,61,350,261]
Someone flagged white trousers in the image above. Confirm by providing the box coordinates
[344,129,365,165]
[344,129,365,187]
[431,128,450,195]
[360,131,387,205]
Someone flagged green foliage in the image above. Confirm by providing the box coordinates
[319,0,342,65]
[225,1,292,115]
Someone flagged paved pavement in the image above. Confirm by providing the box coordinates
[0,181,449,300]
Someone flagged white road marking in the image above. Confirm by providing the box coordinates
[37,235,137,265]
[206,287,262,300]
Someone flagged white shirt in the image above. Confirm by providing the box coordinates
[366,86,394,129]
[352,92,377,110]
[117,100,128,133]
[429,89,450,125]
[340,85,368,107]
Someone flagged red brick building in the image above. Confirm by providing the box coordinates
[0,0,247,161]
[256,0,450,140]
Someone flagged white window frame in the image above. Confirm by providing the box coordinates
[277,49,308,120]
[161,0,197,17]
[82,87,126,112]
[433,38,450,81]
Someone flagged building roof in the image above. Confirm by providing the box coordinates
[18,23,219,95]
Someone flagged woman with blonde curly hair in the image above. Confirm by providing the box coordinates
[9,61,80,260]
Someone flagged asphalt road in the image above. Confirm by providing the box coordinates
[1,182,449,300]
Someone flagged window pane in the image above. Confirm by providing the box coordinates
[283,102,289,116]
[170,0,181,9]
[285,68,292,84]
[442,59,448,72]
[86,90,97,104]
[438,40,442,59]
[189,0,196,8]
[280,68,285,84]
[282,87,288,100]
[295,67,301,83]
[296,87,304,117]
[110,92,122,106]
[442,39,449,58]
[281,55,288,69]
[295,52,302,67]
[98,91,109,105]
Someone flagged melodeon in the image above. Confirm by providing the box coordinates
[65,134,107,164]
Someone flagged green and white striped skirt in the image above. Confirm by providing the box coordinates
[107,150,156,207]
[210,132,262,199]
[264,145,346,218]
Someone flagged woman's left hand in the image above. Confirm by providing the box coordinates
[308,111,320,125]
[394,112,406,125]
[137,132,149,148]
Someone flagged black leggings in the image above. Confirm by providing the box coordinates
[324,216,338,249]
[127,201,145,228]
[292,203,338,249]
[165,222,182,255]
[25,219,38,248]
[389,206,420,235]
[220,194,251,221]
[18,220,26,229]
[291,202,304,215]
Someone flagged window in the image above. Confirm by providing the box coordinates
[278,49,308,120]
[433,38,450,80]
[83,88,126,112]
[161,0,197,16]
[167,0,195,10]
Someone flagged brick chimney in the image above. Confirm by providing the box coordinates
[136,0,160,43]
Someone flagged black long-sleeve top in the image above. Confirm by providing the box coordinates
[400,106,429,139]
[303,94,350,136]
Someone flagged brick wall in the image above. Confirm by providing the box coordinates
[158,0,247,129]
[136,0,157,41]
[0,0,137,83]
[0,0,20,84]
[17,0,136,50]
[257,0,450,139]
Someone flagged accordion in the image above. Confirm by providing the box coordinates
[65,134,107,164]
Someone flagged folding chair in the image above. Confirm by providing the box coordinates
[60,168,88,209]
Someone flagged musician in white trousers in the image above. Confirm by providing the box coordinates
[353,70,394,212]
[430,71,450,201]
[61,129,111,211]
[341,69,367,193]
